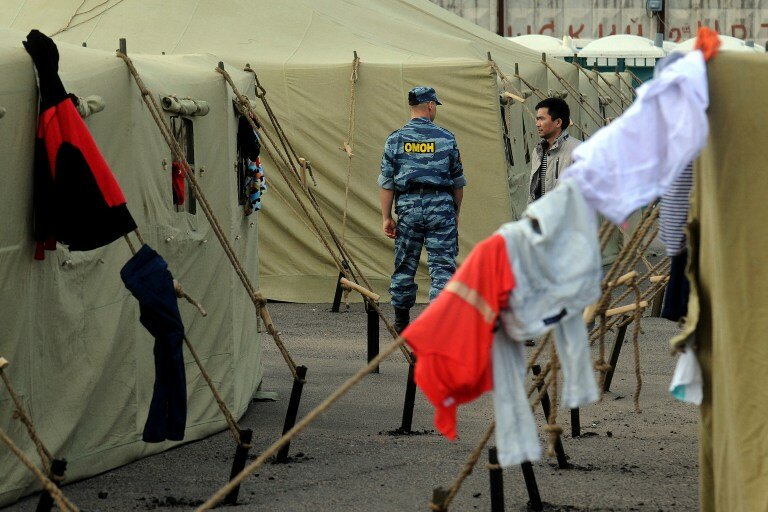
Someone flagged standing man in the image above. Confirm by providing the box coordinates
[530,97,581,202]
[379,86,466,333]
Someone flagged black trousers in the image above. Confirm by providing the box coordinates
[121,244,187,442]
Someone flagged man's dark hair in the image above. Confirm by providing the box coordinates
[535,97,570,132]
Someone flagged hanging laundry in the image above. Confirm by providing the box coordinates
[23,30,136,260]
[497,179,600,410]
[561,50,709,225]
[402,233,514,440]
[659,162,693,257]
[661,250,690,322]
[492,332,541,466]
[120,244,187,443]
[171,161,185,206]
[244,157,266,215]
[669,338,703,405]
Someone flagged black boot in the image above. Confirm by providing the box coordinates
[394,307,411,334]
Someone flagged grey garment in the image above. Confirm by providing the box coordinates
[529,130,581,202]
[492,331,541,467]
[498,179,602,341]
[493,179,600,467]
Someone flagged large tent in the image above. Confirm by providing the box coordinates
[1,0,585,303]
[0,29,262,504]
[0,1,627,503]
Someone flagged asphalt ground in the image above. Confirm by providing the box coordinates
[8,295,699,512]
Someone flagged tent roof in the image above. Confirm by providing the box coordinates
[673,35,766,53]
[578,35,665,58]
[0,0,544,69]
[507,35,577,57]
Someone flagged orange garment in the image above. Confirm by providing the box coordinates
[694,27,721,61]
[403,234,515,440]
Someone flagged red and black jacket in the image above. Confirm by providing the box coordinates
[24,30,136,259]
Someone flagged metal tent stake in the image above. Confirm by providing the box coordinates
[400,353,417,432]
[35,459,67,512]
[488,447,505,512]
[223,429,253,505]
[603,318,629,393]
[366,302,379,373]
[275,365,308,463]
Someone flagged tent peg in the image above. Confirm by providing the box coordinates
[366,301,379,373]
[275,365,309,463]
[353,50,358,60]
[118,38,126,55]
[223,429,253,505]
[218,61,225,71]
[488,447,505,512]
[399,352,417,432]
[35,458,68,512]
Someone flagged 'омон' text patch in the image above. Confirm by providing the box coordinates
[404,141,435,153]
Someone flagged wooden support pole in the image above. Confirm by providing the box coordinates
[340,277,380,302]
[605,301,648,318]
[223,429,253,505]
[608,270,638,287]
[275,366,309,463]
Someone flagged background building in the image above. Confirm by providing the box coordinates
[429,0,768,45]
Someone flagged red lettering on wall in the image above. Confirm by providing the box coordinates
[598,24,617,38]
[568,24,585,38]
[669,28,682,42]
[625,24,644,36]
[539,21,555,35]
[731,24,747,39]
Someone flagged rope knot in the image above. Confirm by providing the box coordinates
[544,424,563,457]
[594,360,612,373]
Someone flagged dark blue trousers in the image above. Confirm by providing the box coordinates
[121,244,187,443]
[662,250,690,322]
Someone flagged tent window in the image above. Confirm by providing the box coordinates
[171,116,196,215]
[500,103,514,167]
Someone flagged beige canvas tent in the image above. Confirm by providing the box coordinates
[0,29,263,504]
[0,1,632,504]
[1,0,588,303]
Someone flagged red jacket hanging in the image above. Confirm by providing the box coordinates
[402,234,515,440]
[24,30,136,260]
[171,161,185,206]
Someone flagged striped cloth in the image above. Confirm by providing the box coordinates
[539,151,548,196]
[660,161,694,256]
